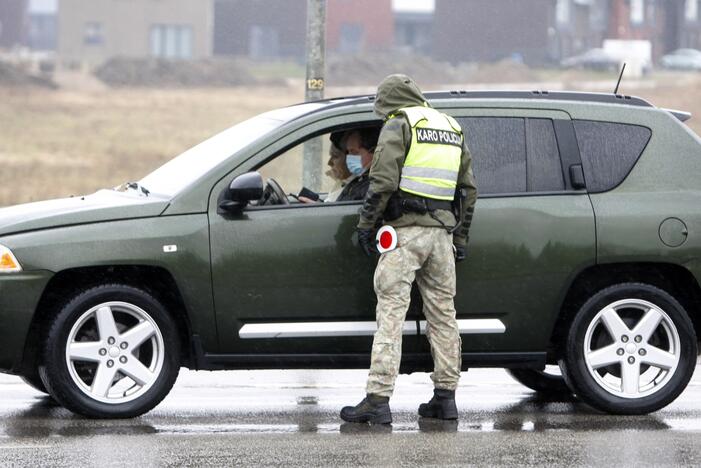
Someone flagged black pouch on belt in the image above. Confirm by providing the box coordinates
[401,198,429,215]
[383,192,403,221]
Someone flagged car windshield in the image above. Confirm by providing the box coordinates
[137,102,326,197]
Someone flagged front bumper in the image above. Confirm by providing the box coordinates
[0,270,53,373]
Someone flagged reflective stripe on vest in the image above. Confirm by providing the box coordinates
[397,106,462,201]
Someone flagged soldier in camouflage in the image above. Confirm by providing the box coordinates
[340,74,477,424]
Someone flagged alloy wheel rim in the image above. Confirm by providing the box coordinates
[65,301,165,405]
[583,298,680,399]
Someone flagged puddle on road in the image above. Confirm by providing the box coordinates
[3,415,701,438]
[296,396,319,405]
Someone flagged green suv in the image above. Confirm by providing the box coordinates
[1,91,699,418]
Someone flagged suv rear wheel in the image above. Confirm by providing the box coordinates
[560,283,697,414]
[39,284,180,418]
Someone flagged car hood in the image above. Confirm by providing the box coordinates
[0,189,170,236]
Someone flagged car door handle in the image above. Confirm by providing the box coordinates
[569,164,586,190]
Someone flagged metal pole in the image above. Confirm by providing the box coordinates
[303,0,326,190]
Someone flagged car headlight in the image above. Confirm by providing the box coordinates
[0,244,22,273]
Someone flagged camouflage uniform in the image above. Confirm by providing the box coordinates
[367,226,461,396]
[359,74,477,397]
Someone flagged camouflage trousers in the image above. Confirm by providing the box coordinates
[366,226,462,397]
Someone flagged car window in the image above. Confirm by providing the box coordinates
[138,102,326,197]
[457,117,564,194]
[257,135,336,197]
[458,117,527,194]
[526,118,565,192]
[573,120,652,193]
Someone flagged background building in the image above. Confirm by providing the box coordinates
[431,0,701,65]
[672,0,701,50]
[0,0,28,49]
[213,0,307,59]
[326,0,394,54]
[27,0,57,51]
[433,0,554,64]
[214,0,394,60]
[58,0,214,65]
[394,4,433,55]
[606,0,670,60]
[10,0,701,65]
[551,0,610,61]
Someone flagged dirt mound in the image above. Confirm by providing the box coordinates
[0,61,56,88]
[327,53,466,86]
[94,57,273,87]
[327,54,539,86]
[467,60,540,84]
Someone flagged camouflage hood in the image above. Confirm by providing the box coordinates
[373,74,428,119]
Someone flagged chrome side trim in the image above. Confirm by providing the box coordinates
[238,319,506,339]
[423,319,506,335]
[239,321,415,339]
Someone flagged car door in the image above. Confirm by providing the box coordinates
[416,108,596,363]
[207,120,422,360]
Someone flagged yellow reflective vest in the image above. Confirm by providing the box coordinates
[394,106,463,201]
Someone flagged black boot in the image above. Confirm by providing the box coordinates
[418,389,458,420]
[340,394,392,424]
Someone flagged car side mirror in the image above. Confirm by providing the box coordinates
[219,172,264,213]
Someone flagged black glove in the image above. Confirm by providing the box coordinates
[357,228,378,257]
[454,244,466,262]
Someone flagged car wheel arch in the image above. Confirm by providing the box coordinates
[20,265,195,375]
[548,262,701,360]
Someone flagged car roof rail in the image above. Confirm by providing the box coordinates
[425,90,655,107]
[315,90,656,111]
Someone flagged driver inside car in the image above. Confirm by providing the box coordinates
[325,132,354,202]
[299,127,379,203]
[299,132,353,203]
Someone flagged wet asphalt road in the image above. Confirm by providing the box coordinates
[2,366,701,467]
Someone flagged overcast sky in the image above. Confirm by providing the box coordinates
[392,0,435,12]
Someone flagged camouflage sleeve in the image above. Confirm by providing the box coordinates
[453,138,478,247]
[357,117,410,229]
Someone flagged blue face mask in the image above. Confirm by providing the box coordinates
[345,154,363,176]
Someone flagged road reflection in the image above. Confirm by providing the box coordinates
[0,387,682,439]
[2,396,157,438]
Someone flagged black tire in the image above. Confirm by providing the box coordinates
[20,371,49,394]
[39,284,181,418]
[559,283,697,415]
[507,367,571,395]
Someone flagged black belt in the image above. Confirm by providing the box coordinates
[424,199,453,211]
[400,197,453,215]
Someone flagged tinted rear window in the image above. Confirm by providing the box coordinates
[573,120,651,193]
[458,117,564,194]
[460,117,526,194]
[526,119,565,192]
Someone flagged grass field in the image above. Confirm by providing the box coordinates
[1,75,701,207]
[0,87,303,206]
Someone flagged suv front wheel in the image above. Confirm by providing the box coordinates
[560,283,697,414]
[39,284,180,418]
